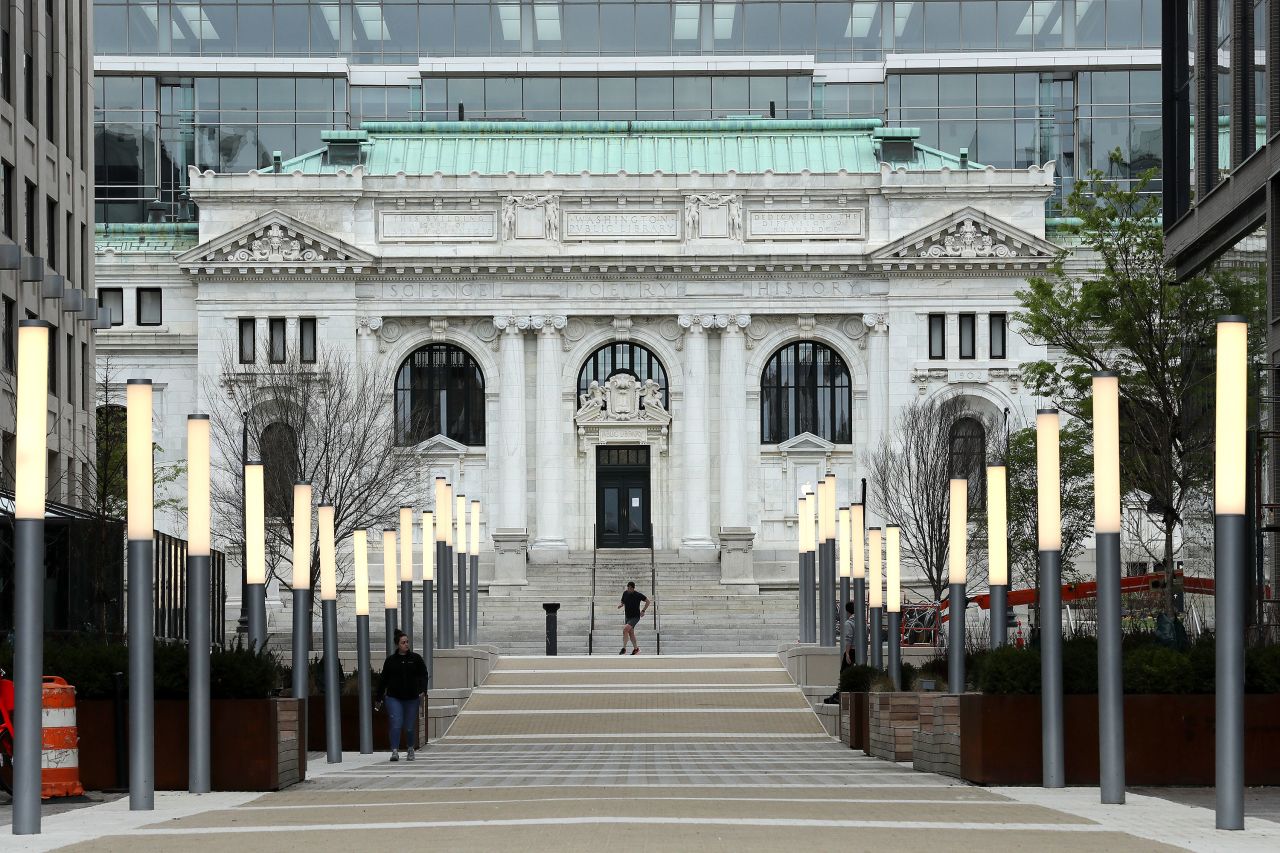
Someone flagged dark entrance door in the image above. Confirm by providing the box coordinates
[596,445,651,548]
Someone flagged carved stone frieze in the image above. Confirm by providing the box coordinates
[501,194,561,241]
[684,193,743,240]
[176,209,373,273]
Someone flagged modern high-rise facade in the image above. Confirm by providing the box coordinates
[93,0,1167,224]
[2,1,97,506]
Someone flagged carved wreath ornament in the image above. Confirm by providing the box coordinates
[229,224,320,263]
[919,219,1014,259]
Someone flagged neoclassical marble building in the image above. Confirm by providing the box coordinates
[94,118,1058,616]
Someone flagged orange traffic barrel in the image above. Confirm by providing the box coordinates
[41,676,84,798]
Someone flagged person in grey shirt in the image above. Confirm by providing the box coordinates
[825,601,859,704]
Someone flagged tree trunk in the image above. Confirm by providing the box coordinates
[1163,513,1176,618]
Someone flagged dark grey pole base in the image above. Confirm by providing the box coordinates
[188,555,212,794]
[384,607,398,657]
[128,537,155,810]
[291,589,312,700]
[1095,531,1125,805]
[247,582,267,653]
[990,584,1008,650]
[1039,548,1065,788]
[469,554,479,645]
[853,578,867,665]
[818,541,834,647]
[400,580,414,652]
[422,580,434,691]
[322,599,342,764]
[796,551,805,643]
[544,602,561,655]
[457,552,468,645]
[12,518,44,834]
[1216,514,1246,830]
[439,543,454,649]
[887,611,902,690]
[356,614,373,755]
[870,607,882,670]
[840,576,850,628]
[949,583,966,694]
[802,551,817,643]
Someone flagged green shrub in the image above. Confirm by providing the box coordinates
[1062,636,1098,694]
[899,661,919,692]
[1246,645,1280,694]
[977,645,1040,694]
[209,641,282,699]
[838,664,876,693]
[1123,644,1193,694]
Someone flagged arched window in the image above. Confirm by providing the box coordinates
[949,417,986,508]
[260,422,298,521]
[577,342,669,409]
[394,344,486,447]
[760,342,851,443]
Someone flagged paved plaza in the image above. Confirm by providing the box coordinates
[6,654,1280,851]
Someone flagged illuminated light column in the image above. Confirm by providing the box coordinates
[469,500,481,644]
[421,511,435,689]
[186,415,212,794]
[399,506,414,650]
[838,508,851,633]
[987,465,1009,649]
[290,482,313,716]
[797,485,816,643]
[11,320,50,834]
[948,477,968,694]
[382,529,398,657]
[886,525,902,690]
[1037,408,1065,788]
[127,378,156,811]
[852,503,867,665]
[318,505,341,763]
[817,474,837,647]
[1215,318,1248,830]
[868,527,883,670]
[435,478,454,649]
[354,530,373,755]
[1092,371,1125,805]
[456,494,468,644]
[244,461,267,652]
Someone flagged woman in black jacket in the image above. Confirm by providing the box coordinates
[377,629,429,761]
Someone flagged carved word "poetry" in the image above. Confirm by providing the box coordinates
[562,211,680,240]
[748,210,864,239]
[381,212,496,241]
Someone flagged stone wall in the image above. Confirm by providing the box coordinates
[867,692,920,762]
[912,694,961,778]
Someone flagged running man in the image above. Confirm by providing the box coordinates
[617,581,650,655]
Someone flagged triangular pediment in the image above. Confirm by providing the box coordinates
[871,207,1057,269]
[777,432,835,453]
[176,210,374,272]
[413,434,470,457]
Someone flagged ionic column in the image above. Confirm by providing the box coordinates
[532,315,568,557]
[718,314,751,530]
[679,314,716,551]
[493,315,528,532]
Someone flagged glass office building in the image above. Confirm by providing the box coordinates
[93,0,1179,223]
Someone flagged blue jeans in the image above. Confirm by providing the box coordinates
[385,695,420,750]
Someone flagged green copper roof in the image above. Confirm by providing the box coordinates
[265,119,981,177]
[95,222,199,253]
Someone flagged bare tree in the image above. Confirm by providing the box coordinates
[207,339,416,596]
[869,395,1001,602]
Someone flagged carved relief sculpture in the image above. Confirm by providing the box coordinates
[501,194,561,240]
[919,218,1014,259]
[229,223,320,263]
[683,193,743,240]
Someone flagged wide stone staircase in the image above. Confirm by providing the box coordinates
[476,552,799,655]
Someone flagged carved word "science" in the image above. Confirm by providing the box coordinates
[563,212,680,240]
[385,283,496,299]
[748,210,863,239]
[381,212,496,241]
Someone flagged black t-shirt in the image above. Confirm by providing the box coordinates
[621,589,648,618]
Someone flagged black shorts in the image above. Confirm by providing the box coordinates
[625,616,641,629]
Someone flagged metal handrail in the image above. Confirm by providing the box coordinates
[589,523,597,655]
[649,521,660,655]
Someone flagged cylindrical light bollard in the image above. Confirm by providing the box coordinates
[796,486,811,642]
[319,505,341,764]
[469,500,481,645]
[1092,371,1125,805]
[988,465,1009,649]
[851,504,867,665]
[354,528,373,755]
[291,482,313,713]
[800,486,816,642]
[948,478,967,694]
[127,378,156,811]
[12,320,50,835]
[1215,317,1248,830]
[544,602,561,655]
[382,528,398,657]
[399,506,414,650]
[435,478,454,649]
[186,414,212,794]
[817,476,835,647]
[868,527,883,670]
[1037,408,1065,788]
[886,525,902,691]
[244,461,267,652]
[838,507,851,621]
[422,510,436,690]
[455,494,468,645]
